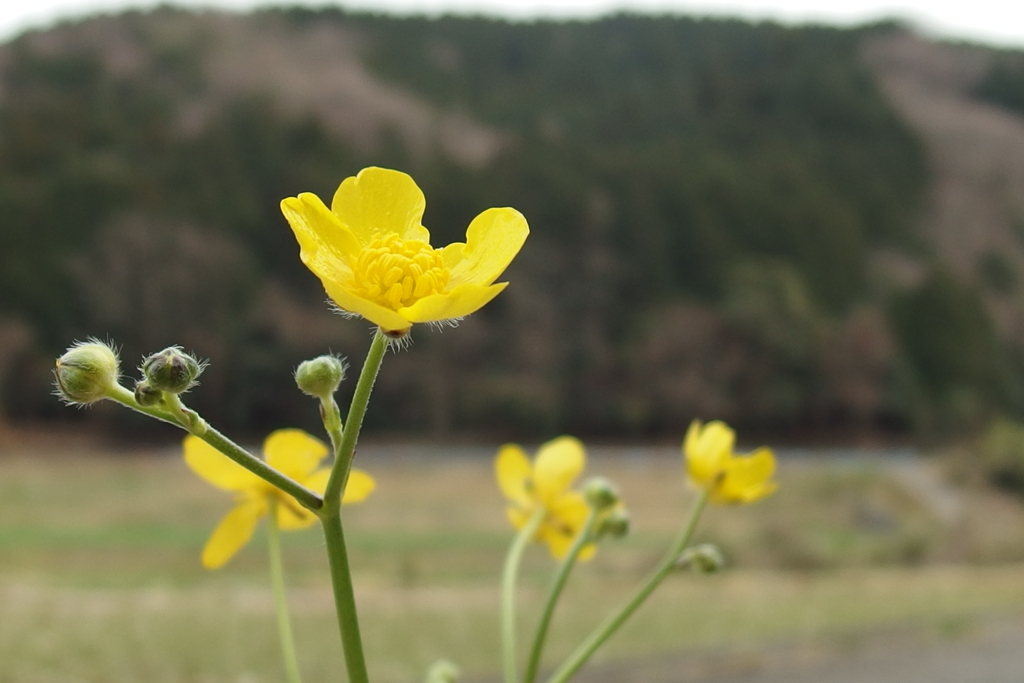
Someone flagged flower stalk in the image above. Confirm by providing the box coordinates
[321,511,370,683]
[317,328,389,683]
[544,490,709,683]
[325,329,388,506]
[523,508,599,683]
[501,508,546,683]
[268,498,304,683]
[106,384,323,512]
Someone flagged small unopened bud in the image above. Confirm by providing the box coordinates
[424,659,460,683]
[677,543,725,573]
[142,347,203,394]
[583,476,620,510]
[295,355,346,398]
[595,508,630,539]
[54,340,120,405]
[134,380,163,407]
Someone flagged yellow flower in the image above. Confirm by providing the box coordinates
[684,420,777,504]
[495,436,597,560]
[281,167,529,334]
[184,429,375,569]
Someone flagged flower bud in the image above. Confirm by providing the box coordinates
[134,380,163,407]
[295,355,346,398]
[677,543,725,573]
[594,508,630,539]
[54,340,120,405]
[142,347,203,394]
[424,659,460,683]
[583,476,620,510]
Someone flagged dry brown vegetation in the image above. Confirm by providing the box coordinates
[865,33,1024,343]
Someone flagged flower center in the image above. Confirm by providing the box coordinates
[351,233,450,310]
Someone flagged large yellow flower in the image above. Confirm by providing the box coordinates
[684,420,777,504]
[495,436,596,560]
[281,167,529,334]
[185,429,375,569]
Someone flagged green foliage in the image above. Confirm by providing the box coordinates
[891,269,997,392]
[889,269,1000,426]
[352,14,926,310]
[973,54,1024,116]
[979,418,1024,494]
[0,10,947,435]
[978,250,1017,295]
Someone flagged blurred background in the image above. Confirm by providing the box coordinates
[1,4,1024,442]
[6,1,1024,682]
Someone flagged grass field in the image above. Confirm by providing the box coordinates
[4,441,1024,682]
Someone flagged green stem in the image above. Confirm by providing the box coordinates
[321,511,370,683]
[544,491,709,683]
[316,329,390,683]
[502,508,547,683]
[268,499,304,683]
[201,426,323,511]
[523,509,599,683]
[105,383,185,426]
[106,385,323,512]
[321,395,345,455]
[325,329,388,508]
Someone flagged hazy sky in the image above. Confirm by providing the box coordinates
[0,0,1021,48]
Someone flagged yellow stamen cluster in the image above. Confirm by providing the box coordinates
[281,167,529,332]
[351,233,450,309]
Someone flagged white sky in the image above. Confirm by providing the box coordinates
[0,0,1022,49]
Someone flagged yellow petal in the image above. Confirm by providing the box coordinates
[683,419,702,460]
[443,207,529,287]
[201,499,266,569]
[276,497,318,530]
[533,436,586,505]
[322,277,412,333]
[264,429,328,480]
[542,493,596,561]
[184,435,262,492]
[507,506,530,531]
[304,468,330,495]
[684,420,734,487]
[330,167,430,244]
[399,282,507,324]
[538,525,575,560]
[342,469,375,505]
[301,467,375,506]
[548,491,590,531]
[281,193,361,279]
[696,421,735,456]
[495,444,533,506]
[537,521,594,561]
[714,448,778,504]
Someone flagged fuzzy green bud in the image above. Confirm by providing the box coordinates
[677,543,725,573]
[134,380,163,407]
[424,660,460,683]
[295,355,346,398]
[595,508,630,539]
[142,346,203,394]
[583,476,620,510]
[54,340,120,405]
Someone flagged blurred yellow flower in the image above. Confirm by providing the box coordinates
[185,429,375,569]
[281,167,529,334]
[684,420,777,504]
[495,436,596,560]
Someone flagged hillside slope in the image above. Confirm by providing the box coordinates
[0,9,1014,437]
[866,34,1024,338]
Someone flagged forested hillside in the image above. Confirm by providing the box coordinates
[0,8,1017,439]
